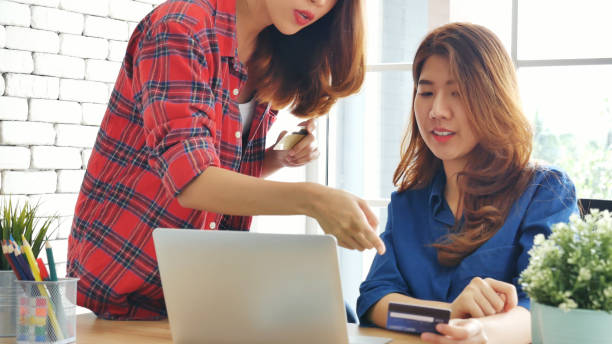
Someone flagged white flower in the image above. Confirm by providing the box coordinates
[578,267,592,282]
[559,298,577,311]
[533,233,546,245]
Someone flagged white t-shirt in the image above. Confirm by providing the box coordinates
[238,99,256,139]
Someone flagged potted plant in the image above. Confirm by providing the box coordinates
[520,209,612,344]
[0,199,55,337]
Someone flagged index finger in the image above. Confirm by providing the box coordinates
[484,278,518,311]
[297,119,316,133]
[357,200,385,255]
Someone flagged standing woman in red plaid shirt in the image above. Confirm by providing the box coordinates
[68,0,385,319]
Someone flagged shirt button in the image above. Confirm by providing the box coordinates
[232,88,239,96]
[209,222,216,229]
[235,131,241,139]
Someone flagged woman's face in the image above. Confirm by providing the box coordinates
[264,0,338,35]
[414,55,478,171]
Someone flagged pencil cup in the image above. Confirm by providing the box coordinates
[15,278,79,344]
[0,271,18,337]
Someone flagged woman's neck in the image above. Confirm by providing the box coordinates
[443,160,466,219]
[235,0,272,63]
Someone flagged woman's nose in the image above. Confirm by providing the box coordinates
[429,94,451,120]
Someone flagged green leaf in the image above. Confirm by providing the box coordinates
[0,199,59,270]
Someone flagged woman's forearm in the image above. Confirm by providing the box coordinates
[368,293,452,328]
[177,166,320,216]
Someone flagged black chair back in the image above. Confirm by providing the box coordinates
[578,198,612,216]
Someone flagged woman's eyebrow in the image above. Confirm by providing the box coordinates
[417,79,456,85]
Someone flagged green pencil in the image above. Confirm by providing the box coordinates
[45,241,57,281]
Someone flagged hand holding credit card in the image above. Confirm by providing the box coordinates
[386,302,451,335]
[273,127,309,150]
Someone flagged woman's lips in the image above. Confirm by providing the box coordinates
[432,129,455,143]
[294,9,314,26]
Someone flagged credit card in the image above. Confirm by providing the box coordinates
[386,302,450,335]
[273,128,308,150]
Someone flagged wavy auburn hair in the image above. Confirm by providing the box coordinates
[393,23,535,266]
[247,0,365,118]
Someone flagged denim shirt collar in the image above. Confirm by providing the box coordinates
[428,169,456,226]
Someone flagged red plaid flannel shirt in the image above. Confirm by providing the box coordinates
[67,0,277,319]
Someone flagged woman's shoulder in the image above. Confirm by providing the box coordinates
[530,164,575,192]
[145,0,217,32]
[520,164,577,212]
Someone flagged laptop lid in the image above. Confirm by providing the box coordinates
[153,228,349,344]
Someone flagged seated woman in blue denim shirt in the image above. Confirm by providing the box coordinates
[357,23,578,343]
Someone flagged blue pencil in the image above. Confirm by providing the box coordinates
[12,241,34,281]
[2,240,23,280]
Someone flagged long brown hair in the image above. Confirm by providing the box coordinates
[393,23,535,266]
[248,0,365,117]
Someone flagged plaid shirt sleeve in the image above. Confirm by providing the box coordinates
[134,19,221,197]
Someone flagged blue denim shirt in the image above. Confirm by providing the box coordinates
[357,167,578,324]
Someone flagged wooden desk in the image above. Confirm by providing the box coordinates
[1,313,424,343]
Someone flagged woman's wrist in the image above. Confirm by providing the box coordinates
[296,182,326,218]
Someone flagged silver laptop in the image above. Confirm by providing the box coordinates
[153,228,391,344]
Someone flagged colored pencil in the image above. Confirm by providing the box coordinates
[45,241,58,282]
[2,241,23,280]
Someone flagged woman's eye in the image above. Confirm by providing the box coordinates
[451,91,460,97]
[418,92,433,97]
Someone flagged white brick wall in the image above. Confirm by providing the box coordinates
[59,0,109,17]
[59,79,108,103]
[84,16,127,41]
[0,121,55,145]
[0,0,154,276]
[0,1,31,27]
[33,52,85,79]
[28,193,78,216]
[81,149,92,168]
[30,98,81,123]
[1,171,57,194]
[5,26,59,53]
[31,6,84,34]
[55,215,73,239]
[107,40,127,61]
[109,0,152,22]
[0,146,30,169]
[57,170,84,193]
[0,26,6,47]
[60,34,108,59]
[31,145,82,169]
[0,48,34,73]
[85,59,121,83]
[5,73,59,99]
[0,96,28,121]
[81,103,106,126]
[11,0,59,7]
[55,124,98,147]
